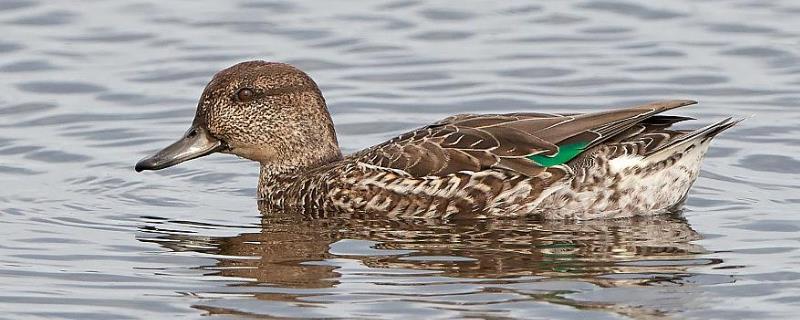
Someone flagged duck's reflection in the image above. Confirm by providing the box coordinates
[142,209,713,290]
[140,210,734,318]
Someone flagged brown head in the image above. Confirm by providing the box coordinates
[135,61,342,174]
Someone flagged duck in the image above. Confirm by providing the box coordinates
[135,61,740,219]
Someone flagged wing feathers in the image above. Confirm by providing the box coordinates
[352,100,698,177]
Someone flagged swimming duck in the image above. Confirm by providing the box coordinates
[135,61,740,219]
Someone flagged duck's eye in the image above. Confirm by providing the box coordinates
[236,88,255,102]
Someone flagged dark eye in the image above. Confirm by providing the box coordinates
[236,88,255,102]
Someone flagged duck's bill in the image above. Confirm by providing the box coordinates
[135,125,224,172]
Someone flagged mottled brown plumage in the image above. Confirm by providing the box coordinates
[135,61,740,219]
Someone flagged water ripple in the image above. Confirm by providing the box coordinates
[0,1,798,319]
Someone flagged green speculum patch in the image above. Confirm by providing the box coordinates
[528,142,588,167]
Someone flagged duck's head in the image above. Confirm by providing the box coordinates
[135,61,342,173]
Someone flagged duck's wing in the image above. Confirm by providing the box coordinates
[592,114,693,153]
[351,100,697,177]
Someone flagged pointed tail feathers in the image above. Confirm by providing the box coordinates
[647,117,743,156]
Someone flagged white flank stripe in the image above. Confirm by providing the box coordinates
[608,155,645,173]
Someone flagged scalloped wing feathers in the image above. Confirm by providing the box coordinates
[353,100,698,177]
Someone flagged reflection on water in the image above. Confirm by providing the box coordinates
[139,210,728,318]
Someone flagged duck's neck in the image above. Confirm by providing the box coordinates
[255,88,343,199]
[257,148,343,199]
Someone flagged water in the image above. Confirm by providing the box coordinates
[1,1,799,319]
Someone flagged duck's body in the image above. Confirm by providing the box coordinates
[258,101,738,219]
[135,61,739,219]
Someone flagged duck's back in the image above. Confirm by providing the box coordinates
[260,100,739,219]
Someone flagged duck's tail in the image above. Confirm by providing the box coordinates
[645,117,743,159]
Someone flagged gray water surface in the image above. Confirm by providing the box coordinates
[1,1,799,319]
